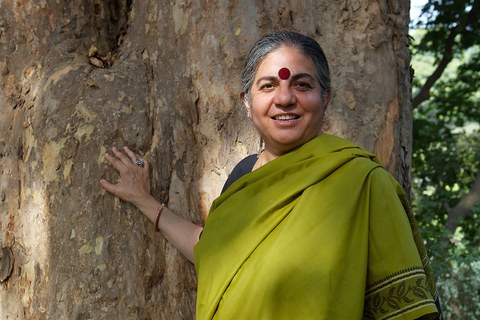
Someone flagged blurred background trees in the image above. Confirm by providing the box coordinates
[410,0,480,318]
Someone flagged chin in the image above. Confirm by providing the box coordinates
[273,140,306,154]
[276,134,315,148]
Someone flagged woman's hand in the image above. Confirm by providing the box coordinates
[100,146,203,263]
[100,146,151,207]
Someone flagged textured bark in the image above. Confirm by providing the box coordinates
[0,0,411,319]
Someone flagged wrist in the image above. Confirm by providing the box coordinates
[131,192,155,210]
[154,204,166,232]
[133,194,163,222]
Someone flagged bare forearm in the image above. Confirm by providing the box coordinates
[134,195,203,263]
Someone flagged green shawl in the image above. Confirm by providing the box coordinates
[194,134,439,320]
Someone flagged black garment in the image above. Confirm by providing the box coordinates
[199,154,258,240]
[221,154,258,193]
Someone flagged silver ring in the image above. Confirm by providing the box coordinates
[134,157,144,167]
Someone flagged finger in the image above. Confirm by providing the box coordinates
[111,147,132,167]
[124,147,149,170]
[100,179,119,195]
[105,152,128,172]
[123,146,138,163]
[143,158,149,171]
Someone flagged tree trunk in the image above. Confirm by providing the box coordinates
[0,0,411,318]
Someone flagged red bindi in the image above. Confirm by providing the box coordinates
[278,67,291,80]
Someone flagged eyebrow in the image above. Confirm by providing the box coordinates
[255,72,316,86]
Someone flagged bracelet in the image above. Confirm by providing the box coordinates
[155,204,165,232]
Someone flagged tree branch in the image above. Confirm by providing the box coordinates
[445,171,480,233]
[412,0,480,109]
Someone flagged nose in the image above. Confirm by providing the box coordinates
[273,83,296,107]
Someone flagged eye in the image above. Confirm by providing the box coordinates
[293,81,313,90]
[259,83,276,91]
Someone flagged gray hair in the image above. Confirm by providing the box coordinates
[241,31,331,100]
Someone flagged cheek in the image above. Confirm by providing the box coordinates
[304,95,326,113]
[250,96,270,114]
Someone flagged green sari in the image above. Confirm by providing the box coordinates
[194,134,439,320]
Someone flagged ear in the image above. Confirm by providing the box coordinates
[240,92,252,116]
[321,90,332,110]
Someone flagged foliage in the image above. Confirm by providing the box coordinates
[435,256,480,319]
[410,0,480,318]
[412,0,480,58]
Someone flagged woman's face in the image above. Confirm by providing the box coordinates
[244,46,330,156]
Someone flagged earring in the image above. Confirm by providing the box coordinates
[247,109,251,118]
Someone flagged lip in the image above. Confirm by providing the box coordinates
[270,113,301,127]
[271,113,301,121]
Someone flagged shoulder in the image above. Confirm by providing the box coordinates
[221,154,258,193]
[233,154,258,171]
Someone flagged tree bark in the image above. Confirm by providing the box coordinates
[0,0,411,318]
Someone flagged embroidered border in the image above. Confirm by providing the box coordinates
[366,266,425,295]
[364,267,436,319]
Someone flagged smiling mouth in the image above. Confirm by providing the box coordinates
[272,114,300,121]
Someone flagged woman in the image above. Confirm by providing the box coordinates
[100,31,441,319]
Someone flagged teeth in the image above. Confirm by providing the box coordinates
[274,114,298,120]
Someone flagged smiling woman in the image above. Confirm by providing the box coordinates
[243,46,330,160]
[101,31,441,319]
[194,31,441,320]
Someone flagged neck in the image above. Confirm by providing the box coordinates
[253,132,324,170]
[252,149,280,171]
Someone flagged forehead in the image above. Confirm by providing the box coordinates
[255,46,315,77]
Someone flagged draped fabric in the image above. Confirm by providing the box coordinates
[194,134,439,320]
